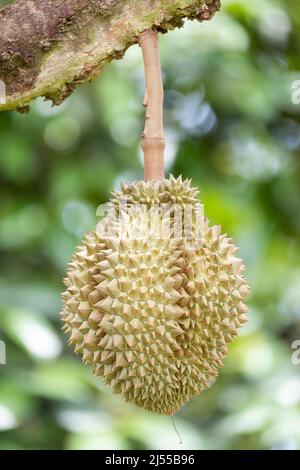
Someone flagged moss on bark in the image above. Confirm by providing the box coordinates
[0,0,220,112]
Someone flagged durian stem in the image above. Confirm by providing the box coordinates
[139,30,165,181]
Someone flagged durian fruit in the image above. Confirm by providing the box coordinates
[61,175,249,415]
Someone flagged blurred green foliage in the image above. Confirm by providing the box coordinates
[0,0,300,450]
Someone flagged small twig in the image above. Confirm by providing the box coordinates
[139,30,165,181]
[171,415,183,446]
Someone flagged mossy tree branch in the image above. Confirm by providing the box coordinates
[0,0,220,112]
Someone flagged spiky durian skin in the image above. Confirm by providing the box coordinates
[62,176,249,415]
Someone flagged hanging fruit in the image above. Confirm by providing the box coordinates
[61,29,249,415]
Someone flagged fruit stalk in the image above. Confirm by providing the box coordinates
[139,30,165,181]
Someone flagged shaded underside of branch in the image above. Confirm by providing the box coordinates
[0,0,220,112]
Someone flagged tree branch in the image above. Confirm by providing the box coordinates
[0,0,220,112]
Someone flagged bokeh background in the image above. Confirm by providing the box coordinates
[0,0,300,450]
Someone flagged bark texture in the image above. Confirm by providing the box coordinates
[0,0,220,112]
